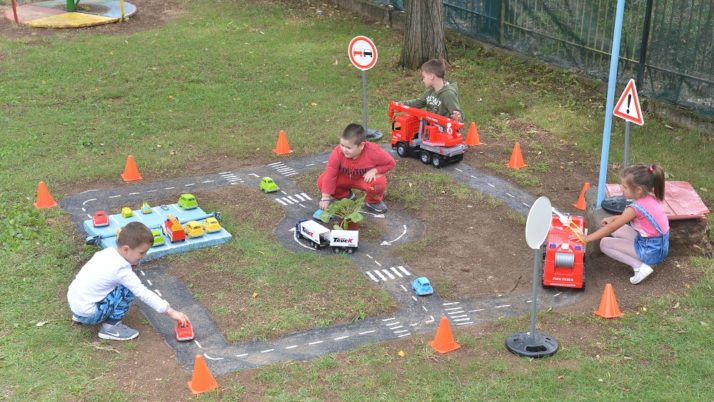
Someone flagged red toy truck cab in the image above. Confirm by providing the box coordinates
[542,214,586,289]
[162,215,186,243]
[388,101,466,168]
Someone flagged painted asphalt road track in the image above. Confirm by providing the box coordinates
[60,146,581,375]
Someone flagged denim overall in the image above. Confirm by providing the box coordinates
[630,203,669,265]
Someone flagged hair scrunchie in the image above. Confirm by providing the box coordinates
[648,164,655,173]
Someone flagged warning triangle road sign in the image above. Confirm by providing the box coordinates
[613,79,644,126]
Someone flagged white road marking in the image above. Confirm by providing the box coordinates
[443,302,460,306]
[275,198,288,206]
[287,196,298,203]
[380,224,408,246]
[426,316,435,323]
[374,261,382,267]
[218,171,231,174]
[455,168,463,172]
[280,190,288,195]
[267,162,283,166]
[194,340,202,348]
[422,306,428,312]
[390,325,404,330]
[82,198,97,205]
[470,175,477,179]
[456,322,474,326]
[444,307,462,311]
[410,323,418,327]
[381,269,394,279]
[366,271,379,282]
[412,296,418,301]
[366,254,373,259]
[386,321,400,327]
[400,285,408,292]
[554,292,562,297]
[373,270,387,281]
[236,353,248,358]
[468,309,485,313]
[154,289,162,297]
[80,189,98,194]
[146,189,157,193]
[140,270,145,276]
[300,192,312,200]
[522,202,530,207]
[203,354,224,361]
[146,279,152,286]
[281,197,294,205]
[397,333,411,338]
[293,194,305,202]
[129,192,140,195]
[291,228,315,250]
[249,173,260,178]
[306,163,316,167]
[334,336,349,341]
[109,195,121,199]
[164,187,175,190]
[359,330,376,335]
[397,266,411,276]
[202,180,215,183]
[487,183,495,188]
[382,317,396,322]
[506,193,514,198]
[185,183,195,187]
[284,172,299,177]
[260,349,274,353]
[495,304,511,309]
[285,345,297,350]
[390,267,403,277]
[308,340,323,345]
[86,214,91,219]
[81,207,86,212]
[394,329,409,333]
[450,315,468,319]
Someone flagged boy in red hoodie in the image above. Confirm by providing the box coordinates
[317,124,396,213]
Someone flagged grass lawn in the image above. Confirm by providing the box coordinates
[1,0,712,400]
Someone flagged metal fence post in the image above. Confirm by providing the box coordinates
[636,0,654,90]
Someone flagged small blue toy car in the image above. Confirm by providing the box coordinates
[411,277,434,296]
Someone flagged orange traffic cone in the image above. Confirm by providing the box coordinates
[464,122,483,146]
[594,283,623,318]
[273,130,293,155]
[573,182,590,210]
[429,316,461,354]
[33,181,57,208]
[507,142,526,169]
[120,155,143,182]
[187,355,218,395]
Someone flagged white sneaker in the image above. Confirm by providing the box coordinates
[630,264,653,284]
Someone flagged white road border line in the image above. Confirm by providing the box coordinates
[334,336,349,341]
[308,340,323,345]
[129,192,140,195]
[82,198,97,205]
[359,330,376,335]
[260,349,274,353]
[203,354,224,361]
[236,353,249,358]
[285,345,297,349]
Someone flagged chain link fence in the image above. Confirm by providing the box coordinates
[372,0,714,117]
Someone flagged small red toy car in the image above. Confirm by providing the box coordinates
[542,214,586,289]
[176,319,195,342]
[92,210,109,227]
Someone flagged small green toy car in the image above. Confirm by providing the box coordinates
[151,229,165,247]
[141,202,152,214]
[121,207,133,218]
[177,193,198,210]
[259,177,280,193]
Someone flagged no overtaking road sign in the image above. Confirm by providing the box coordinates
[348,36,378,71]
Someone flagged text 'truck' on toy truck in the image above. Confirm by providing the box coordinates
[388,101,467,168]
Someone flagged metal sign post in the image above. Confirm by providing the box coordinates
[348,36,382,139]
[506,196,559,358]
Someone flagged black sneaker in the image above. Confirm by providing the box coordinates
[98,322,139,341]
[365,201,387,213]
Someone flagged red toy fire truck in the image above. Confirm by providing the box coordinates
[542,213,586,289]
[388,101,467,168]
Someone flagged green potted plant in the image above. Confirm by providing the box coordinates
[319,192,365,230]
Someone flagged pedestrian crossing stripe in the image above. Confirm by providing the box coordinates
[366,266,412,282]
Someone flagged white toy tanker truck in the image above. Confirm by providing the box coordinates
[295,219,359,253]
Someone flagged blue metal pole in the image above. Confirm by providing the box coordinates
[597,0,627,207]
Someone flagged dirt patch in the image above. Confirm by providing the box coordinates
[0,0,184,39]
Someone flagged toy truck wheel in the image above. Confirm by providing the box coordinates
[333,247,340,254]
[346,248,354,254]
[431,155,443,168]
[396,143,409,157]
[420,151,432,164]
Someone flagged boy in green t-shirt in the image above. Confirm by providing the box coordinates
[402,59,464,122]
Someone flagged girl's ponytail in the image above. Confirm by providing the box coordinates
[650,164,665,201]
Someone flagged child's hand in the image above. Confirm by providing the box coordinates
[319,198,332,210]
[363,168,377,183]
[166,307,188,326]
[451,111,462,121]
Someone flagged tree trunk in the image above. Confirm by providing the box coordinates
[400,0,449,69]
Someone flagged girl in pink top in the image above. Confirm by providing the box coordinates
[587,164,669,284]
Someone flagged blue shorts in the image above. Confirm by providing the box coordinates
[73,285,135,325]
[634,232,669,266]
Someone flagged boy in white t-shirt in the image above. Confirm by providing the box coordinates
[68,222,189,341]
